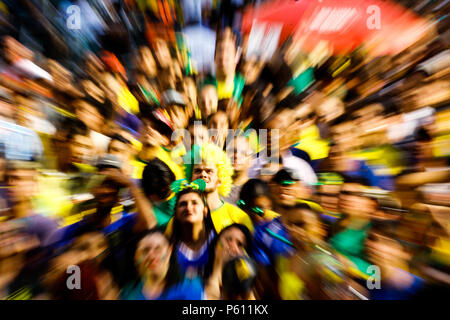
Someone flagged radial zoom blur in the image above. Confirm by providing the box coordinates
[0,0,448,300]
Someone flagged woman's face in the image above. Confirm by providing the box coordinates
[250,195,273,223]
[72,232,108,264]
[135,233,172,277]
[216,227,247,263]
[175,192,207,225]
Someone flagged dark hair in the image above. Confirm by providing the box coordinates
[75,97,113,121]
[291,202,324,223]
[207,110,229,127]
[222,256,258,299]
[203,223,253,281]
[238,179,272,212]
[108,134,131,151]
[139,103,173,138]
[170,188,214,245]
[366,221,398,242]
[340,174,372,187]
[0,142,5,158]
[66,119,89,141]
[141,159,176,199]
[187,117,207,129]
[415,127,432,142]
[129,228,182,292]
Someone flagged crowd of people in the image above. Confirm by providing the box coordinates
[0,0,449,300]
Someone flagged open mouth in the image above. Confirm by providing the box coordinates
[279,192,293,200]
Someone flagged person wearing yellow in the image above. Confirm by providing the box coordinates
[34,119,97,225]
[135,104,185,181]
[183,143,253,234]
[223,135,255,205]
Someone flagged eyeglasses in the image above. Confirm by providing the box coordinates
[237,200,265,217]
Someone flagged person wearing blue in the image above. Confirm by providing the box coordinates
[365,224,424,300]
[121,229,204,300]
[165,179,217,279]
[249,170,309,266]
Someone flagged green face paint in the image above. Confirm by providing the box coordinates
[280,180,296,186]
[251,206,265,217]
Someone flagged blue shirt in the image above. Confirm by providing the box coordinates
[0,119,43,161]
[121,278,204,300]
[253,218,296,266]
[176,230,216,278]
[370,271,425,300]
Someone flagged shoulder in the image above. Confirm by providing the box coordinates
[165,278,205,300]
[120,281,145,300]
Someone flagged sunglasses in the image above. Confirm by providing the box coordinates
[237,200,265,217]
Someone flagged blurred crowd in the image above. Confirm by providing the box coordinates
[0,0,449,300]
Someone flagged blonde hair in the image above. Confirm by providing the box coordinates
[183,143,234,197]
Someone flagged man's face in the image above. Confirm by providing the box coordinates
[92,181,120,207]
[200,85,218,117]
[108,140,130,164]
[75,100,103,131]
[338,184,376,218]
[318,184,341,212]
[264,110,292,151]
[141,119,167,147]
[282,207,308,246]
[154,39,171,69]
[6,169,38,203]
[69,134,93,164]
[215,37,236,78]
[209,112,228,146]
[272,181,300,207]
[167,105,188,129]
[71,232,108,264]
[192,162,220,193]
[188,124,209,148]
[366,233,409,268]
[139,46,157,77]
[231,137,251,173]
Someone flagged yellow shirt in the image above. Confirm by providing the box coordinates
[165,202,254,237]
[210,202,254,234]
[134,146,185,180]
[294,125,329,161]
[264,209,281,221]
[118,87,139,115]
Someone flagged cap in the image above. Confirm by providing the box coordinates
[272,167,301,185]
[96,154,122,170]
[222,256,258,298]
[161,89,186,107]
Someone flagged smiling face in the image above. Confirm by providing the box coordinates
[192,162,220,193]
[175,192,207,225]
[135,232,172,277]
[272,181,300,208]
